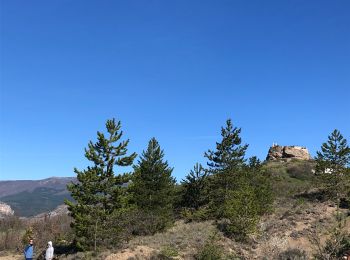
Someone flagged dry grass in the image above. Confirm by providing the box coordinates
[0,255,22,260]
[128,220,217,258]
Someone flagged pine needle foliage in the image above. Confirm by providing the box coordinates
[131,137,176,234]
[181,163,208,210]
[204,119,248,174]
[65,118,136,251]
[223,163,274,240]
[315,129,350,204]
[204,119,248,217]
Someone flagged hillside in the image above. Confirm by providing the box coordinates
[0,177,75,217]
[91,160,350,259]
[1,160,349,259]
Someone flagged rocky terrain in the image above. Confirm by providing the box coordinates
[266,145,311,161]
[31,204,69,220]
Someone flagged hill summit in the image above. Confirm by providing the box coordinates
[266,144,311,161]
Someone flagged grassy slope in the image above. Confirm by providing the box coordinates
[2,160,348,259]
[102,160,348,259]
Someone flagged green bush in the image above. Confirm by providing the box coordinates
[159,245,179,258]
[286,162,314,181]
[195,243,223,260]
[278,248,307,260]
[129,209,174,236]
[194,233,225,260]
[223,183,259,240]
[181,207,211,222]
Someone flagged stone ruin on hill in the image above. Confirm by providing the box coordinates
[266,143,311,161]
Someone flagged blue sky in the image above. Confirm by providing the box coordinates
[0,0,349,181]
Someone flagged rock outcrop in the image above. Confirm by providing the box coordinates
[0,202,14,217]
[266,145,311,161]
[33,204,69,220]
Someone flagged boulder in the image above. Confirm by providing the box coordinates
[266,145,311,161]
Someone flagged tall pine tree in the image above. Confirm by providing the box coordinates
[65,119,136,250]
[315,129,350,204]
[205,119,248,174]
[131,138,175,234]
[204,119,248,217]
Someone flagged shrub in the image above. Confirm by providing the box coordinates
[311,212,350,259]
[0,216,25,251]
[223,183,259,240]
[180,207,211,222]
[286,162,314,181]
[278,248,307,260]
[159,245,179,258]
[195,233,225,260]
[195,243,223,260]
[129,209,174,236]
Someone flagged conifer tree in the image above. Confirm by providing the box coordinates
[65,119,136,250]
[181,163,208,210]
[315,129,350,204]
[204,119,248,174]
[131,138,175,233]
[204,119,248,217]
[224,162,273,239]
[248,156,262,170]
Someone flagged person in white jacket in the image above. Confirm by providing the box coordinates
[45,241,54,260]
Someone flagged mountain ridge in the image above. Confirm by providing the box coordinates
[0,177,76,217]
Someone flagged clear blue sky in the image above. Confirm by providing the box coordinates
[0,0,349,181]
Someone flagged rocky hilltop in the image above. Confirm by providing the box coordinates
[266,144,311,161]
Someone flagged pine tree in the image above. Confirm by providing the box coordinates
[132,138,175,211]
[224,165,273,239]
[315,129,350,204]
[181,163,208,210]
[204,119,248,174]
[224,179,259,240]
[204,119,248,217]
[248,156,262,170]
[65,119,136,250]
[131,138,175,233]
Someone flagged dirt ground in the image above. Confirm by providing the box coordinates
[0,255,22,260]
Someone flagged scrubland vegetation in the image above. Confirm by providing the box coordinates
[1,120,349,259]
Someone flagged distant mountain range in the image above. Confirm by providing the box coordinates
[0,177,76,217]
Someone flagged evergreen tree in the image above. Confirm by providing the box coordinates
[224,179,259,240]
[245,160,274,216]
[181,163,208,210]
[315,129,350,204]
[131,138,175,234]
[204,119,248,217]
[65,119,136,250]
[204,119,248,174]
[248,156,262,170]
[224,166,274,240]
